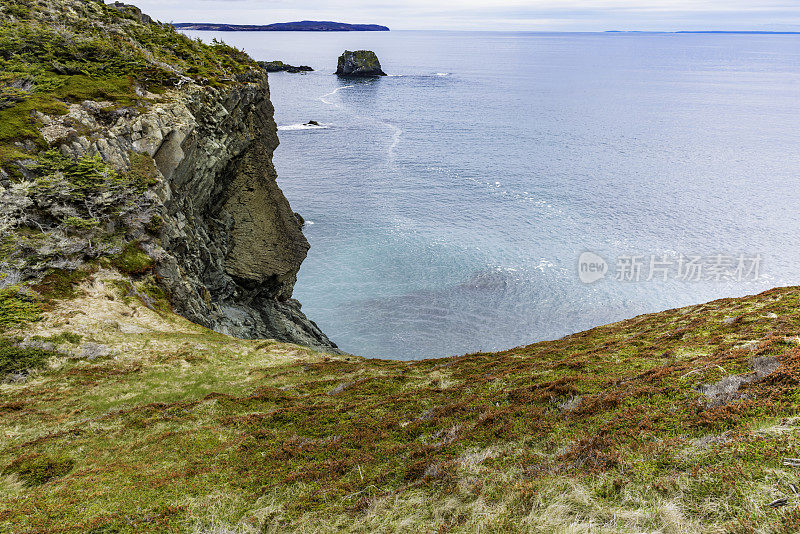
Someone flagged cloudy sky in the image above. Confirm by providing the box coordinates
[132,0,800,31]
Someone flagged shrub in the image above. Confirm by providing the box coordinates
[0,287,42,328]
[144,214,163,234]
[3,455,74,486]
[64,216,100,231]
[0,338,53,375]
[32,269,91,300]
[112,242,153,275]
[34,150,118,200]
[127,151,159,192]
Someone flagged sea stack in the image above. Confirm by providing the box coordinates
[336,50,387,76]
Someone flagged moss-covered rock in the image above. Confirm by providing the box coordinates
[0,0,335,350]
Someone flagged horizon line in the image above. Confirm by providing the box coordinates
[174,25,800,35]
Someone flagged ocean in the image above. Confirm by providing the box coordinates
[183,30,800,360]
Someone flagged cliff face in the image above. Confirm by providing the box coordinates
[0,0,335,350]
[57,76,334,349]
[157,77,335,348]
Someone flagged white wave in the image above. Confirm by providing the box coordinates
[278,123,331,131]
[435,72,450,76]
[386,123,403,164]
[319,85,354,105]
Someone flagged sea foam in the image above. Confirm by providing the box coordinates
[278,123,331,131]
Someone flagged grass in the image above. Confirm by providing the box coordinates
[52,75,134,104]
[32,268,93,301]
[1,1,797,531]
[0,95,67,148]
[0,271,799,532]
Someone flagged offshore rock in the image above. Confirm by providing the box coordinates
[258,61,313,73]
[336,50,386,76]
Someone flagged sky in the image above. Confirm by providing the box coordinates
[131,0,800,31]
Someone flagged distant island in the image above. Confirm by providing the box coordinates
[677,30,800,34]
[606,30,800,34]
[173,21,389,32]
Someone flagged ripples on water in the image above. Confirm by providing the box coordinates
[183,30,800,359]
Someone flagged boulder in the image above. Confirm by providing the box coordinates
[335,50,386,77]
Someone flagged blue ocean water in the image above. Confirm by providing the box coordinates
[185,30,800,360]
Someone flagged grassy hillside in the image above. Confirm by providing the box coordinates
[1,270,799,532]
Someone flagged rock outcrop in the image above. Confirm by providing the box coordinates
[149,75,335,349]
[258,61,313,73]
[336,50,386,76]
[107,1,154,24]
[26,76,335,350]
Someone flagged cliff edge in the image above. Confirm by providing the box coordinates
[0,0,335,349]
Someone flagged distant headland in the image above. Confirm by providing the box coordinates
[172,21,390,32]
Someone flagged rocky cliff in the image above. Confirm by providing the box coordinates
[0,0,335,350]
[115,76,334,348]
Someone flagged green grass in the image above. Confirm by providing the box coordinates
[0,95,67,147]
[3,455,74,487]
[52,74,134,104]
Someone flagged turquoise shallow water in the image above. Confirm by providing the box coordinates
[186,30,800,359]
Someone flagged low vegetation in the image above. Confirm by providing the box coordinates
[0,271,798,532]
[0,0,259,175]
